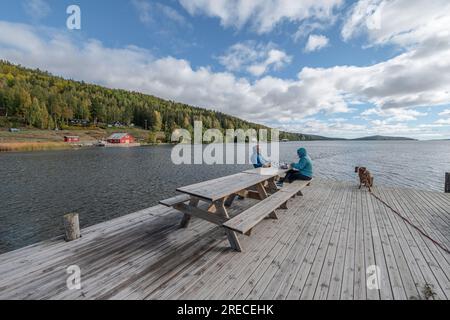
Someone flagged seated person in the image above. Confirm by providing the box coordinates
[251,145,272,168]
[279,148,313,185]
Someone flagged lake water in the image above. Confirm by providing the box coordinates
[1,140,450,253]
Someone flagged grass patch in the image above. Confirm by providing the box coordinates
[0,142,70,152]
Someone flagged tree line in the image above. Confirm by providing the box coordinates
[0,60,310,141]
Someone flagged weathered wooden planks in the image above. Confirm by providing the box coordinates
[223,180,311,235]
[223,186,299,235]
[176,173,277,202]
[159,194,190,207]
[0,179,449,300]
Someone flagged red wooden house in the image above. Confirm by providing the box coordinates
[106,133,135,144]
[64,136,80,143]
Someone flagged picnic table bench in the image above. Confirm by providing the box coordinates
[159,169,312,251]
[223,180,311,235]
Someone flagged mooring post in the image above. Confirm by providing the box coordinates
[446,173,450,193]
[63,213,81,241]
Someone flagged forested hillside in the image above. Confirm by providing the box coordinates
[0,60,320,141]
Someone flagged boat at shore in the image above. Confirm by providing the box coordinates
[94,140,107,147]
[94,140,140,148]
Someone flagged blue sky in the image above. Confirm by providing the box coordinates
[0,0,450,139]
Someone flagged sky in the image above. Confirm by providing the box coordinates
[0,0,450,139]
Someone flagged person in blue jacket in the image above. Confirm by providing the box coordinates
[251,145,271,168]
[280,147,313,184]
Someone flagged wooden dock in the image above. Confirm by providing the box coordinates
[0,179,449,300]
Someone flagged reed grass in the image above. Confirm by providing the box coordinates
[0,142,70,152]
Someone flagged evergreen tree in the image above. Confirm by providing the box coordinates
[151,110,162,132]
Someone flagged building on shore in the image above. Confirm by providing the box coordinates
[64,136,80,143]
[106,133,135,144]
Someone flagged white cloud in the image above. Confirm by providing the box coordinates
[291,118,450,139]
[342,0,450,49]
[218,41,292,77]
[438,109,450,116]
[361,108,427,122]
[304,34,330,53]
[284,119,367,137]
[435,118,450,125]
[131,0,152,24]
[178,0,343,34]
[157,4,187,26]
[296,42,450,111]
[338,0,450,110]
[369,120,416,134]
[293,21,326,42]
[132,0,189,27]
[22,0,50,20]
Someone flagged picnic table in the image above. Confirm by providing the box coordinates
[160,168,311,252]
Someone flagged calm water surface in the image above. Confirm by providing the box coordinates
[1,140,450,253]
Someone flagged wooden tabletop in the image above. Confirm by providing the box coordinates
[177,172,278,202]
[243,167,289,176]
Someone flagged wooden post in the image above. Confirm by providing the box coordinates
[446,173,450,193]
[63,213,81,241]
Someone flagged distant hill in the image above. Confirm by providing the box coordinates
[281,132,345,141]
[307,134,347,141]
[352,135,417,141]
[280,133,418,141]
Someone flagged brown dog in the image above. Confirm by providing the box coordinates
[355,167,374,192]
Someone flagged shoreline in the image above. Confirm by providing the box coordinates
[0,141,158,153]
[0,138,434,153]
[0,141,72,152]
[0,127,155,152]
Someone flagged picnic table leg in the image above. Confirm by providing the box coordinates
[216,199,242,252]
[179,197,199,228]
[267,178,278,193]
[255,182,268,200]
[280,201,288,210]
[224,194,237,207]
[224,190,247,207]
[207,203,217,213]
[267,211,278,220]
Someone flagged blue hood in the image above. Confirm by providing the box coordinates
[297,148,307,158]
[291,147,313,178]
